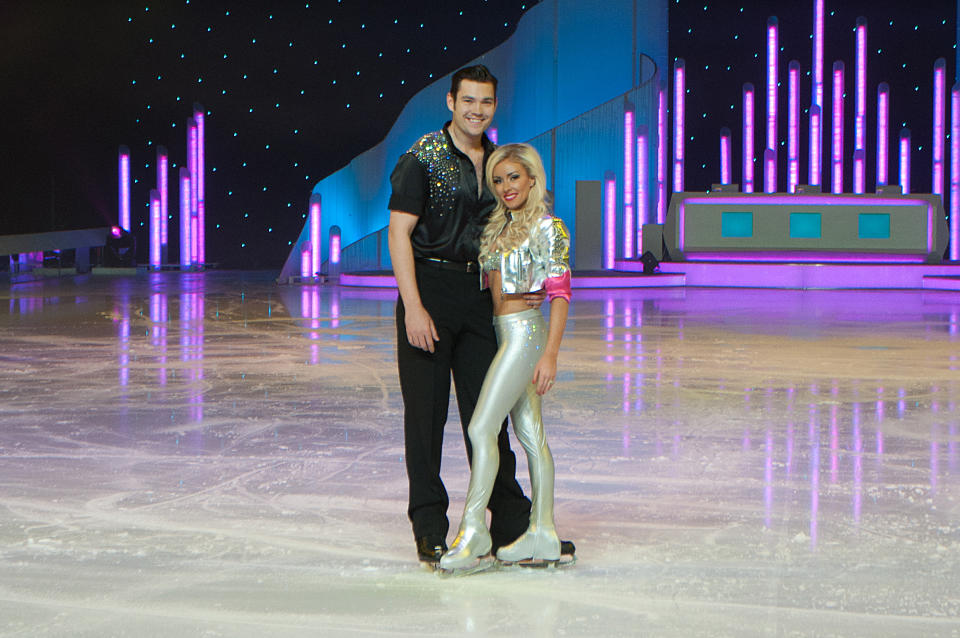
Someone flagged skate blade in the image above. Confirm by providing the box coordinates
[499,554,576,569]
[435,557,497,577]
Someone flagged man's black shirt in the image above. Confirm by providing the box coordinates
[388,123,496,263]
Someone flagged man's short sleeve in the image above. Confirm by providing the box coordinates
[388,153,426,216]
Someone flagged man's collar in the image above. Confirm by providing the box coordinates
[442,121,494,158]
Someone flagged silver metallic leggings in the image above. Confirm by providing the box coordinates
[460,309,555,536]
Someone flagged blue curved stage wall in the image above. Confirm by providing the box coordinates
[280,0,667,280]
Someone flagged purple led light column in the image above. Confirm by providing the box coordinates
[950,83,959,260]
[831,62,845,194]
[812,0,824,111]
[764,149,777,193]
[179,168,192,268]
[309,193,321,278]
[853,149,866,195]
[788,61,800,193]
[193,104,205,265]
[933,59,947,199]
[743,83,755,193]
[603,171,616,269]
[300,245,312,279]
[330,225,342,267]
[809,105,822,186]
[854,19,868,173]
[187,119,199,265]
[812,0,824,179]
[657,84,667,223]
[623,108,635,258]
[487,127,498,144]
[765,17,779,193]
[899,128,912,195]
[637,125,649,252]
[118,145,130,232]
[149,189,161,269]
[719,127,732,185]
[673,60,686,193]
[876,83,890,186]
[156,146,169,264]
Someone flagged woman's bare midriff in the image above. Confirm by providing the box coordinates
[489,270,536,316]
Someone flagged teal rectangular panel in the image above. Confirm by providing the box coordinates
[790,212,822,238]
[859,213,891,239]
[721,211,753,238]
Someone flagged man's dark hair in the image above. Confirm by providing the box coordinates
[449,64,498,100]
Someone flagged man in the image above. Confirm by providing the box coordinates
[387,65,534,564]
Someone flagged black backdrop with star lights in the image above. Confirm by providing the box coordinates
[669,0,957,199]
[0,1,537,269]
[2,1,957,270]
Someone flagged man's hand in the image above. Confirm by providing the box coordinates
[522,289,547,309]
[405,303,439,353]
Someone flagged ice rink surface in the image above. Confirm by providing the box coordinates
[1,271,958,637]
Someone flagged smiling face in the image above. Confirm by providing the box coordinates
[446,79,496,142]
[491,158,535,211]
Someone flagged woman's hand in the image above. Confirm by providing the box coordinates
[532,352,558,395]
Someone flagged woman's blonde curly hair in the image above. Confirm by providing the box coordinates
[480,143,551,258]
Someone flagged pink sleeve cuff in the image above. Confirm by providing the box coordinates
[544,270,571,303]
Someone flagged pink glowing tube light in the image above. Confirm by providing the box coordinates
[899,128,912,195]
[487,127,498,144]
[788,61,800,193]
[766,18,779,156]
[743,83,755,193]
[624,108,635,258]
[877,83,890,186]
[179,168,192,268]
[188,119,198,220]
[187,119,198,265]
[764,149,777,193]
[719,127,732,185]
[309,193,321,278]
[657,84,667,223]
[603,171,616,269]
[812,0,824,181]
[149,189,161,269]
[853,149,865,195]
[812,0,824,111]
[933,59,946,198]
[330,225,342,265]
[191,210,199,269]
[950,83,959,260]
[157,147,168,250]
[118,146,130,232]
[809,105,822,187]
[637,124,649,251]
[300,245,312,279]
[673,59,686,193]
[831,62,845,194]
[854,18,867,154]
[193,105,205,264]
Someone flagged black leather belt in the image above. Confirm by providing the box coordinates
[415,257,479,273]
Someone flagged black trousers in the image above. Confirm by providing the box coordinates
[396,262,531,546]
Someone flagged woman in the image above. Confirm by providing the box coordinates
[439,143,571,570]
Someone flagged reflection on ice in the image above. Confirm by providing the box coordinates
[0,273,958,635]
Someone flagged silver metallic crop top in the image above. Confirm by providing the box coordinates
[479,214,571,295]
